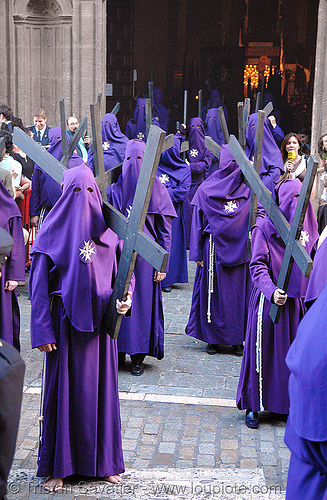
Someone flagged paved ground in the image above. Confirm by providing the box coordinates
[8,260,288,499]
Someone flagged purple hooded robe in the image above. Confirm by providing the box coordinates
[284,282,327,499]
[304,235,327,309]
[29,164,132,479]
[107,139,176,359]
[246,113,284,192]
[237,179,319,414]
[29,127,85,220]
[87,113,128,173]
[153,88,169,133]
[0,182,25,350]
[157,132,191,287]
[184,117,214,247]
[185,145,252,345]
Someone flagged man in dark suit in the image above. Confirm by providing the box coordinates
[30,108,50,147]
[0,105,13,133]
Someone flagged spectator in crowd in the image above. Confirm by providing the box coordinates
[29,108,50,147]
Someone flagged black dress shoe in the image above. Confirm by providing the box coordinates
[206,343,219,355]
[245,409,259,429]
[131,361,144,376]
[162,286,171,292]
[118,352,126,368]
[233,344,244,357]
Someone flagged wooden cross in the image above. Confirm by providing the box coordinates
[198,89,203,118]
[229,134,318,323]
[0,137,5,157]
[58,98,88,168]
[14,120,174,339]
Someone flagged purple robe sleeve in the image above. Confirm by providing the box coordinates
[272,124,284,144]
[250,226,277,301]
[29,253,57,348]
[189,207,205,262]
[168,170,191,203]
[6,218,25,282]
[190,151,213,175]
[87,149,95,174]
[29,168,42,217]
[155,214,173,255]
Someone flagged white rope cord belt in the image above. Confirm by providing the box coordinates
[256,292,265,412]
[207,234,215,323]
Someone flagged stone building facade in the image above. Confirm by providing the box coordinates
[0,0,106,127]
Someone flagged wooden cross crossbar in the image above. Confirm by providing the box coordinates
[205,136,221,159]
[228,134,318,323]
[217,106,229,144]
[198,89,203,118]
[110,102,120,116]
[0,137,5,156]
[13,123,172,338]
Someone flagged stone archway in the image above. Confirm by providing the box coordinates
[13,0,73,125]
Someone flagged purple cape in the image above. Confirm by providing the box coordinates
[88,113,128,172]
[157,133,191,190]
[107,139,176,218]
[256,179,318,298]
[125,98,147,141]
[192,145,251,267]
[31,164,118,332]
[204,108,224,147]
[187,117,208,164]
[246,113,284,191]
[286,281,327,442]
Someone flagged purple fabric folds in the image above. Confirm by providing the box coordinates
[87,113,128,172]
[31,164,118,332]
[192,145,250,267]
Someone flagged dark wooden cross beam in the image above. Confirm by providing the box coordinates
[205,136,221,159]
[110,102,120,116]
[217,106,230,144]
[58,98,88,168]
[13,123,173,338]
[198,89,203,118]
[0,137,5,156]
[255,91,262,112]
[229,134,318,323]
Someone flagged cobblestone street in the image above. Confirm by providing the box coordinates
[8,260,288,499]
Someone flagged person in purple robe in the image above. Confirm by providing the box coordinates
[184,117,214,247]
[87,113,128,173]
[153,88,169,133]
[185,145,252,356]
[125,98,147,141]
[236,179,319,428]
[201,90,228,124]
[204,108,225,175]
[29,164,133,492]
[29,127,85,228]
[284,282,327,499]
[0,182,25,350]
[157,131,191,292]
[246,113,284,193]
[107,139,176,375]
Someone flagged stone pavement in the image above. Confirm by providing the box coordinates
[8,261,288,499]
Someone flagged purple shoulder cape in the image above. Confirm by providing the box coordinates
[191,145,251,266]
[31,164,119,332]
[246,113,284,177]
[107,139,176,218]
[254,179,318,297]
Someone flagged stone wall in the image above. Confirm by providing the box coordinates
[0,0,106,128]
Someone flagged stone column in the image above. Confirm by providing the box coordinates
[311,0,327,154]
